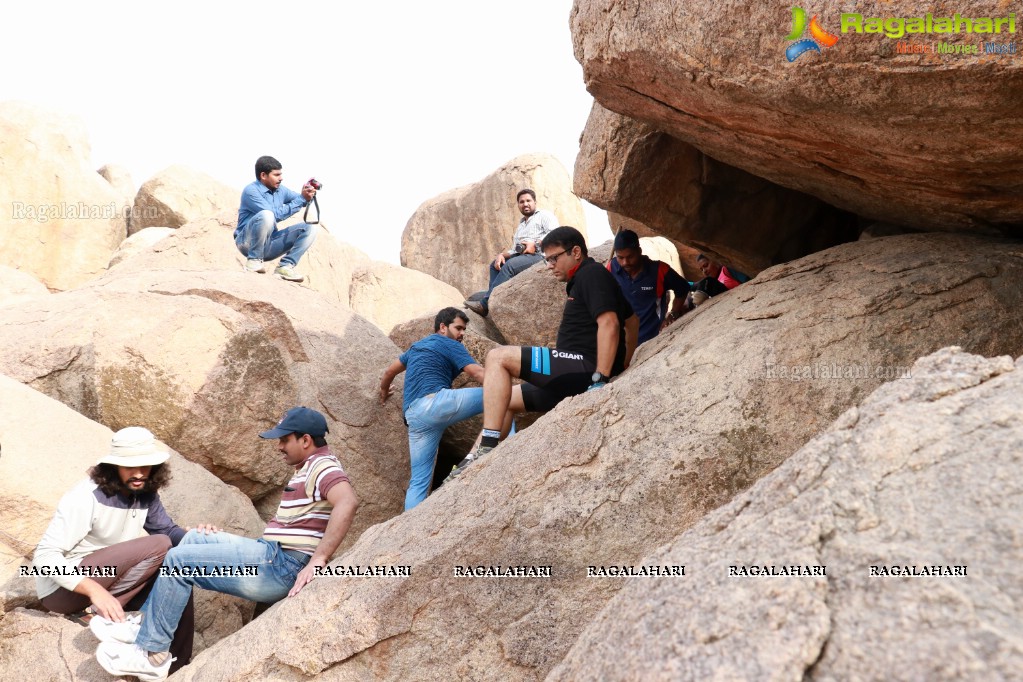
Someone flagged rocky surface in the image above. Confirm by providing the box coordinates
[574,103,858,274]
[0,374,262,660]
[487,257,564,348]
[107,213,370,310]
[0,101,127,290]
[348,261,466,335]
[129,165,238,234]
[0,270,410,543]
[97,164,135,211]
[401,153,588,296]
[0,266,49,306]
[167,232,1023,681]
[570,3,1023,240]
[550,348,1023,680]
[0,608,124,681]
[107,226,175,267]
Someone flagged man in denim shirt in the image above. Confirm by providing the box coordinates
[234,155,318,282]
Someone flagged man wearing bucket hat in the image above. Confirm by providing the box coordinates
[32,426,202,673]
[95,406,359,681]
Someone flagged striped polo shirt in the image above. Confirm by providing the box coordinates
[263,447,350,555]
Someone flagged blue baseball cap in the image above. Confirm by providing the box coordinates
[259,406,329,439]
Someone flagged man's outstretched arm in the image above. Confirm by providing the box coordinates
[287,481,359,597]
[379,359,406,404]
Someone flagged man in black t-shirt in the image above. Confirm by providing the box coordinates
[444,226,638,482]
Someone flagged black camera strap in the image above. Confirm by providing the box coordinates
[303,195,320,225]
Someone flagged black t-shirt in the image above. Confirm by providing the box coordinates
[557,257,635,375]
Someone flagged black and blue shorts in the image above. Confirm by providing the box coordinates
[518,346,595,412]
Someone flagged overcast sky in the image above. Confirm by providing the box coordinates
[3,0,610,263]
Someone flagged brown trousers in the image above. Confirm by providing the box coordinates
[40,534,195,673]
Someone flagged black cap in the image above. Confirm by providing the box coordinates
[613,229,640,251]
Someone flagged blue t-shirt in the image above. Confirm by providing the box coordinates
[399,334,478,412]
[608,257,690,344]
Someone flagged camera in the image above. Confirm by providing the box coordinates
[307,178,322,191]
[513,242,527,255]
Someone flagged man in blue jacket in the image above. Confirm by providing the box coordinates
[234,155,318,282]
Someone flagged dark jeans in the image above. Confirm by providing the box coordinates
[482,253,544,308]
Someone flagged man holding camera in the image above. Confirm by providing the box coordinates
[464,188,559,317]
[235,155,319,282]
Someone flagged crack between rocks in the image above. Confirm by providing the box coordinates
[802,524,837,680]
[26,347,83,384]
[57,626,73,679]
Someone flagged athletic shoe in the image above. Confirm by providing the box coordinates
[89,612,142,644]
[464,300,487,317]
[274,265,305,282]
[96,641,173,682]
[443,445,493,484]
[245,259,266,273]
[465,290,487,302]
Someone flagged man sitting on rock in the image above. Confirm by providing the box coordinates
[234,155,318,282]
[32,427,207,674]
[465,188,559,317]
[447,226,638,480]
[379,307,486,510]
[607,229,691,344]
[94,407,359,681]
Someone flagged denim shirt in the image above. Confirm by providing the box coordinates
[235,180,307,237]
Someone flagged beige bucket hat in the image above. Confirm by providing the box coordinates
[97,427,170,467]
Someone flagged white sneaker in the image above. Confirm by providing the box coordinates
[89,612,142,643]
[274,264,304,282]
[96,641,173,681]
[245,258,266,273]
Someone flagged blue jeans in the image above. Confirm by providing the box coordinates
[482,253,543,308]
[404,387,484,510]
[234,209,317,267]
[134,530,307,652]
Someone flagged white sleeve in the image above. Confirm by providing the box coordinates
[32,486,94,592]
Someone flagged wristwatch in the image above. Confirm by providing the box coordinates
[591,371,610,384]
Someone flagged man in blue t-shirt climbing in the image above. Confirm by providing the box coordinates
[379,307,486,510]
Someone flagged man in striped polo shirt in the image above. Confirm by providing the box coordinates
[94,407,359,680]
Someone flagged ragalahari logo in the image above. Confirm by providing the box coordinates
[785,7,840,61]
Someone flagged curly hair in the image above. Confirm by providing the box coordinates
[89,462,172,497]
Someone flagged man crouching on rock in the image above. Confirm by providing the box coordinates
[234,155,318,282]
[93,407,359,681]
[32,427,208,674]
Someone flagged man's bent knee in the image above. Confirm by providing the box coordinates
[486,346,523,374]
